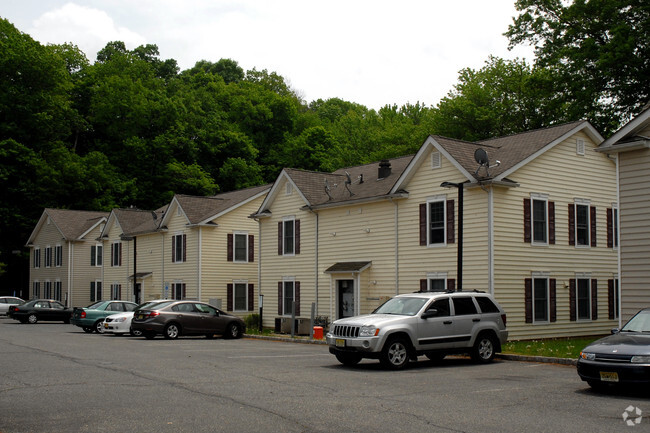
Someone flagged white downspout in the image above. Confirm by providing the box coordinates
[198,226,202,301]
[315,212,319,312]
[394,199,399,295]
[67,242,73,307]
[488,187,494,295]
[616,154,622,329]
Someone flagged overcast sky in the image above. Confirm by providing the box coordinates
[3,0,534,110]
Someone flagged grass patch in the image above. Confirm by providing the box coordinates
[243,327,275,336]
[503,336,604,359]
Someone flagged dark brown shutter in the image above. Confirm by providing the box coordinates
[590,207,597,247]
[227,234,233,262]
[548,201,555,245]
[550,279,557,322]
[111,244,114,267]
[182,283,186,299]
[608,279,615,320]
[447,279,455,292]
[606,208,613,248]
[182,234,187,262]
[227,284,233,311]
[295,220,301,254]
[419,203,427,246]
[278,222,283,255]
[118,243,122,266]
[248,235,254,262]
[524,278,532,323]
[569,279,576,321]
[278,282,282,314]
[97,282,102,300]
[171,236,176,262]
[447,199,455,244]
[248,284,254,311]
[91,246,96,266]
[118,284,122,300]
[523,198,531,243]
[295,281,301,316]
[90,282,96,302]
[591,279,598,320]
[420,279,427,292]
[568,204,575,246]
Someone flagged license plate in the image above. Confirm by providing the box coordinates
[335,339,346,348]
[600,371,619,382]
[103,323,108,328]
[136,314,144,320]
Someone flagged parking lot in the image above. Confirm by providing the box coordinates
[0,318,647,433]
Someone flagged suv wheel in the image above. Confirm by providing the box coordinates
[471,333,496,363]
[335,352,362,366]
[380,338,410,370]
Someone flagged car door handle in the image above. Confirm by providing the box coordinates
[473,318,481,322]
[443,321,452,325]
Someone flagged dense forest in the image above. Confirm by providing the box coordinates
[1,0,648,290]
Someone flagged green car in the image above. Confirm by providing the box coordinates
[71,300,138,334]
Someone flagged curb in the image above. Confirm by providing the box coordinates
[243,334,578,365]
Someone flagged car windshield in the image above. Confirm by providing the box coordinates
[373,297,428,316]
[621,310,650,333]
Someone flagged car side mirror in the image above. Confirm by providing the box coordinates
[611,328,619,334]
[421,308,439,319]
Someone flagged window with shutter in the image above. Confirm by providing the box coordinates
[422,197,453,246]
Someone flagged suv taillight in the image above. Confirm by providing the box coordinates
[501,314,507,326]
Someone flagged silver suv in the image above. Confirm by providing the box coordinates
[326,291,508,369]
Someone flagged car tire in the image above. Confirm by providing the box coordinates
[425,353,446,362]
[471,333,497,363]
[94,320,105,334]
[19,318,27,324]
[143,331,156,340]
[587,380,608,391]
[205,333,215,339]
[63,318,70,324]
[82,326,94,333]
[27,314,38,324]
[380,337,410,370]
[335,352,362,366]
[163,323,180,339]
[224,323,242,339]
[130,327,143,337]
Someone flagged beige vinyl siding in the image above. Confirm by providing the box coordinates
[134,232,165,302]
[492,132,618,339]
[398,147,490,294]
[164,202,199,299]
[318,200,399,318]
[102,221,132,302]
[618,148,650,321]
[260,178,316,327]
[30,221,70,301]
[69,224,104,307]
[200,196,265,316]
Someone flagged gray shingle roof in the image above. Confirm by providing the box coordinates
[177,184,271,224]
[44,209,109,240]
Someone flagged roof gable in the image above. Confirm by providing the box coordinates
[27,209,108,245]
[599,106,650,150]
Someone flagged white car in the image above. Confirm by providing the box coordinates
[0,297,25,315]
[103,299,168,336]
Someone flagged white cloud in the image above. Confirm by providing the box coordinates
[29,2,146,60]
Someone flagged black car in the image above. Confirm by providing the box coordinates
[577,308,650,389]
[131,300,245,340]
[8,299,73,324]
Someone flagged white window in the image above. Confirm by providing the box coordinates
[45,246,52,268]
[90,281,102,302]
[172,234,186,263]
[54,281,62,301]
[427,197,446,246]
[233,282,248,311]
[575,202,590,247]
[576,138,585,155]
[33,281,40,298]
[531,195,548,245]
[111,284,121,300]
[234,233,248,262]
[91,244,103,267]
[285,182,293,195]
[426,272,447,292]
[33,248,40,268]
[577,277,591,321]
[172,282,185,300]
[283,219,295,256]
[282,279,295,316]
[111,242,122,267]
[55,245,63,267]
[44,281,52,299]
[533,276,549,323]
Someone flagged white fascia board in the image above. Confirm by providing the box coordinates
[78,216,108,240]
[25,210,53,245]
[160,196,190,227]
[600,108,650,149]
[390,136,475,194]
[257,170,310,214]
[494,121,604,181]
[197,187,271,225]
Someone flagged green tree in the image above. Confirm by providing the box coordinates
[505,0,650,133]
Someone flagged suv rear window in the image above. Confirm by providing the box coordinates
[475,296,500,313]
[452,297,478,315]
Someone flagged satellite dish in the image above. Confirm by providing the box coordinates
[474,148,489,166]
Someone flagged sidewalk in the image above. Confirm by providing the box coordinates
[243,333,578,366]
